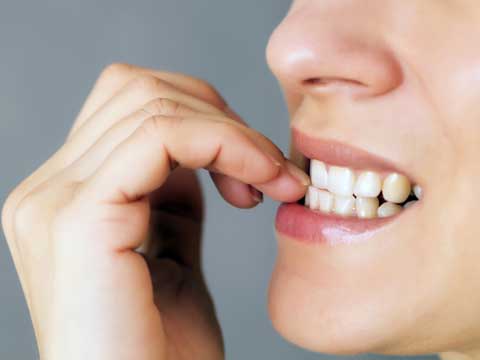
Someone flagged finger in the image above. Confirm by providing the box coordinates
[76,114,296,221]
[71,63,228,137]
[67,98,284,210]
[141,208,202,269]
[69,75,225,152]
[68,107,308,206]
[66,94,284,182]
[253,159,310,202]
[209,173,263,209]
[11,68,240,225]
[147,257,223,355]
[66,100,200,179]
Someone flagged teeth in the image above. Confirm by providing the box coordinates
[306,186,334,213]
[377,202,403,218]
[354,171,382,198]
[333,194,356,216]
[310,160,329,190]
[304,159,420,219]
[317,189,334,213]
[382,173,411,203]
[328,166,356,196]
[355,197,379,219]
[413,185,423,200]
[404,200,417,209]
[305,186,318,209]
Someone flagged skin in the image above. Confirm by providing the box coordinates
[1,64,309,359]
[267,0,480,359]
[2,0,480,359]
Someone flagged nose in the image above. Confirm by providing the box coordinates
[266,3,403,99]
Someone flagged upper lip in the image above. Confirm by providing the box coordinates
[291,126,411,177]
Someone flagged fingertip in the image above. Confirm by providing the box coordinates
[248,185,264,204]
[253,164,309,203]
[209,173,262,209]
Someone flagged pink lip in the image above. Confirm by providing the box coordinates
[291,126,404,174]
[275,203,397,245]
[275,128,407,245]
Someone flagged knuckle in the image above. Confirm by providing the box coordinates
[50,203,77,242]
[1,190,18,237]
[139,115,167,139]
[10,191,44,238]
[99,62,133,82]
[139,115,185,142]
[2,181,36,239]
[131,75,168,97]
[145,98,181,116]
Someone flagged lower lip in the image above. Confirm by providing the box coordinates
[275,203,397,245]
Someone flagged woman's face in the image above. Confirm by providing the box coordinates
[267,0,480,356]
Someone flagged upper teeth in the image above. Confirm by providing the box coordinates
[306,160,422,218]
[327,166,356,196]
[354,171,382,197]
[310,159,329,189]
[382,173,411,203]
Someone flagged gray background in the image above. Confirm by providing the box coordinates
[0,1,438,359]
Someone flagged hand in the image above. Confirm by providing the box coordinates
[2,64,309,359]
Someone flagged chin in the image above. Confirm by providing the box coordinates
[267,251,413,355]
[268,196,450,356]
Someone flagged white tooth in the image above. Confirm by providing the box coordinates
[382,173,411,203]
[413,185,423,200]
[404,200,417,209]
[354,171,382,197]
[328,166,356,196]
[317,189,334,213]
[377,202,403,218]
[310,160,329,190]
[355,197,379,219]
[333,194,356,216]
[306,186,319,210]
[306,187,334,213]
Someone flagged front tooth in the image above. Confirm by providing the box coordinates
[317,189,334,213]
[306,186,319,210]
[413,185,423,200]
[333,194,356,216]
[354,171,382,197]
[307,187,334,213]
[377,202,402,218]
[328,166,356,196]
[310,160,328,189]
[382,173,411,203]
[355,197,379,219]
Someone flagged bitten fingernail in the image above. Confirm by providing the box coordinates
[249,185,264,203]
[285,160,311,186]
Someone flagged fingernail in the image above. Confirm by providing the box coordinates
[249,185,264,203]
[285,160,311,186]
[266,152,284,168]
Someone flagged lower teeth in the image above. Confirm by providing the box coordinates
[304,185,419,218]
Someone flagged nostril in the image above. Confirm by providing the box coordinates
[302,76,371,97]
[303,77,366,88]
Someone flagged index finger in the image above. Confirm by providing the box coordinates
[71,63,229,137]
[77,114,307,208]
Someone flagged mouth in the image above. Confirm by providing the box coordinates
[275,127,423,245]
